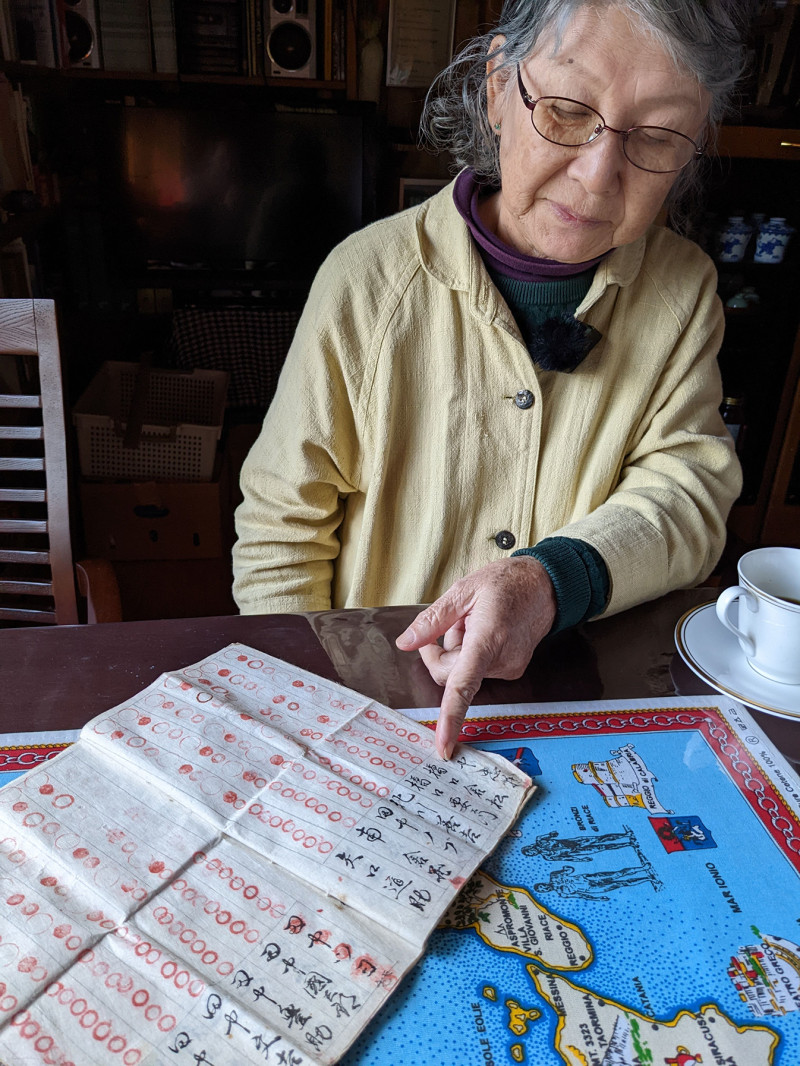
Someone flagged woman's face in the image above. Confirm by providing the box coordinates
[483,5,710,262]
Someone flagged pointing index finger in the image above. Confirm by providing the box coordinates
[434,637,493,759]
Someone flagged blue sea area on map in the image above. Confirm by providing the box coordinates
[343,727,800,1065]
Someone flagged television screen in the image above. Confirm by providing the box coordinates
[111,104,373,280]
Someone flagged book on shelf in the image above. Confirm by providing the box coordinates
[175,0,245,75]
[96,0,153,72]
[0,77,35,203]
[8,0,59,66]
[149,0,178,72]
[331,0,345,81]
[243,0,263,77]
[0,1,15,61]
[50,0,69,66]
[0,236,33,297]
[320,0,333,80]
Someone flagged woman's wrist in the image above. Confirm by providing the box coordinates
[512,537,609,633]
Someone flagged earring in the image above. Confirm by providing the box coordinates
[494,121,502,132]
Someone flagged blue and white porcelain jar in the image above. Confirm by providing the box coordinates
[754,217,795,264]
[717,216,752,263]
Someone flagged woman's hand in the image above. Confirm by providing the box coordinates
[395,557,557,759]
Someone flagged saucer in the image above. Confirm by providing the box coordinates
[675,602,800,721]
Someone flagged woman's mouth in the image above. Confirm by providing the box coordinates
[550,201,604,226]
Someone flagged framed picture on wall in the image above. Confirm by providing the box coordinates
[398,177,449,211]
[386,0,457,88]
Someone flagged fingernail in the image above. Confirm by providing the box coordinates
[396,627,415,648]
[443,742,454,761]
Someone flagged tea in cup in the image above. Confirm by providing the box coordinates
[715,547,800,684]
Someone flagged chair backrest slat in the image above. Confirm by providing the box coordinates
[0,299,79,625]
[0,606,57,623]
[0,519,49,534]
[0,489,46,503]
[0,549,50,564]
[0,425,44,440]
[0,394,41,408]
[0,457,46,471]
[0,579,53,596]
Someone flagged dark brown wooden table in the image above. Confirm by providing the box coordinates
[1,588,798,766]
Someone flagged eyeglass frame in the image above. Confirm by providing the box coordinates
[514,64,704,175]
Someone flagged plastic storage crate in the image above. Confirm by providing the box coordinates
[73,362,228,482]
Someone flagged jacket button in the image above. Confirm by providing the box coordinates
[495,530,516,550]
[515,390,534,409]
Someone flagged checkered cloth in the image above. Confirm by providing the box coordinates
[168,307,302,410]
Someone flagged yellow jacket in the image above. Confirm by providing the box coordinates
[233,181,740,616]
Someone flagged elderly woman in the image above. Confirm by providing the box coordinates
[233,0,749,758]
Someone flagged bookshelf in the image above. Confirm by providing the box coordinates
[706,125,800,551]
[1,0,357,90]
[761,328,800,547]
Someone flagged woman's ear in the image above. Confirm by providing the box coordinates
[486,34,508,129]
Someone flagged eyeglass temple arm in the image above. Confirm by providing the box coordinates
[516,64,535,109]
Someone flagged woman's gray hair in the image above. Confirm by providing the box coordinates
[421,0,753,230]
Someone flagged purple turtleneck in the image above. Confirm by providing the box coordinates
[452,169,606,281]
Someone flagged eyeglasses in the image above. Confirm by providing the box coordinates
[515,65,703,174]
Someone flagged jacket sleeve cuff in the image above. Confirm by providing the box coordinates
[512,537,610,634]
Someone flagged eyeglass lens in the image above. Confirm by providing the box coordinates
[532,98,697,173]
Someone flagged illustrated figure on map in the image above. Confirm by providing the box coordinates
[521,827,635,861]
[665,1049,703,1066]
[534,863,662,900]
[665,821,707,844]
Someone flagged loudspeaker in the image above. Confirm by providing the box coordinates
[266,0,316,78]
[59,0,101,68]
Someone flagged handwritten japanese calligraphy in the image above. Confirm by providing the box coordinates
[0,643,534,1064]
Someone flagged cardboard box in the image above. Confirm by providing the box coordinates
[80,479,225,560]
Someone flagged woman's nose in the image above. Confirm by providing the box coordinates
[567,130,625,194]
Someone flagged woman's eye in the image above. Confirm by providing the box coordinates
[639,128,672,145]
[552,103,591,121]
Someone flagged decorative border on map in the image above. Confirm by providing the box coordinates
[457,705,800,870]
[0,743,73,775]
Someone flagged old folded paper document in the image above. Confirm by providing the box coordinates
[0,644,534,1065]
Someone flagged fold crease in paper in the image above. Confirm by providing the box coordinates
[0,643,534,1065]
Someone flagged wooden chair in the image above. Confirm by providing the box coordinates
[0,298,121,625]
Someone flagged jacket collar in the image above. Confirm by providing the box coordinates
[415,178,648,320]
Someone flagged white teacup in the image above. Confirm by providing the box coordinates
[715,547,800,685]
